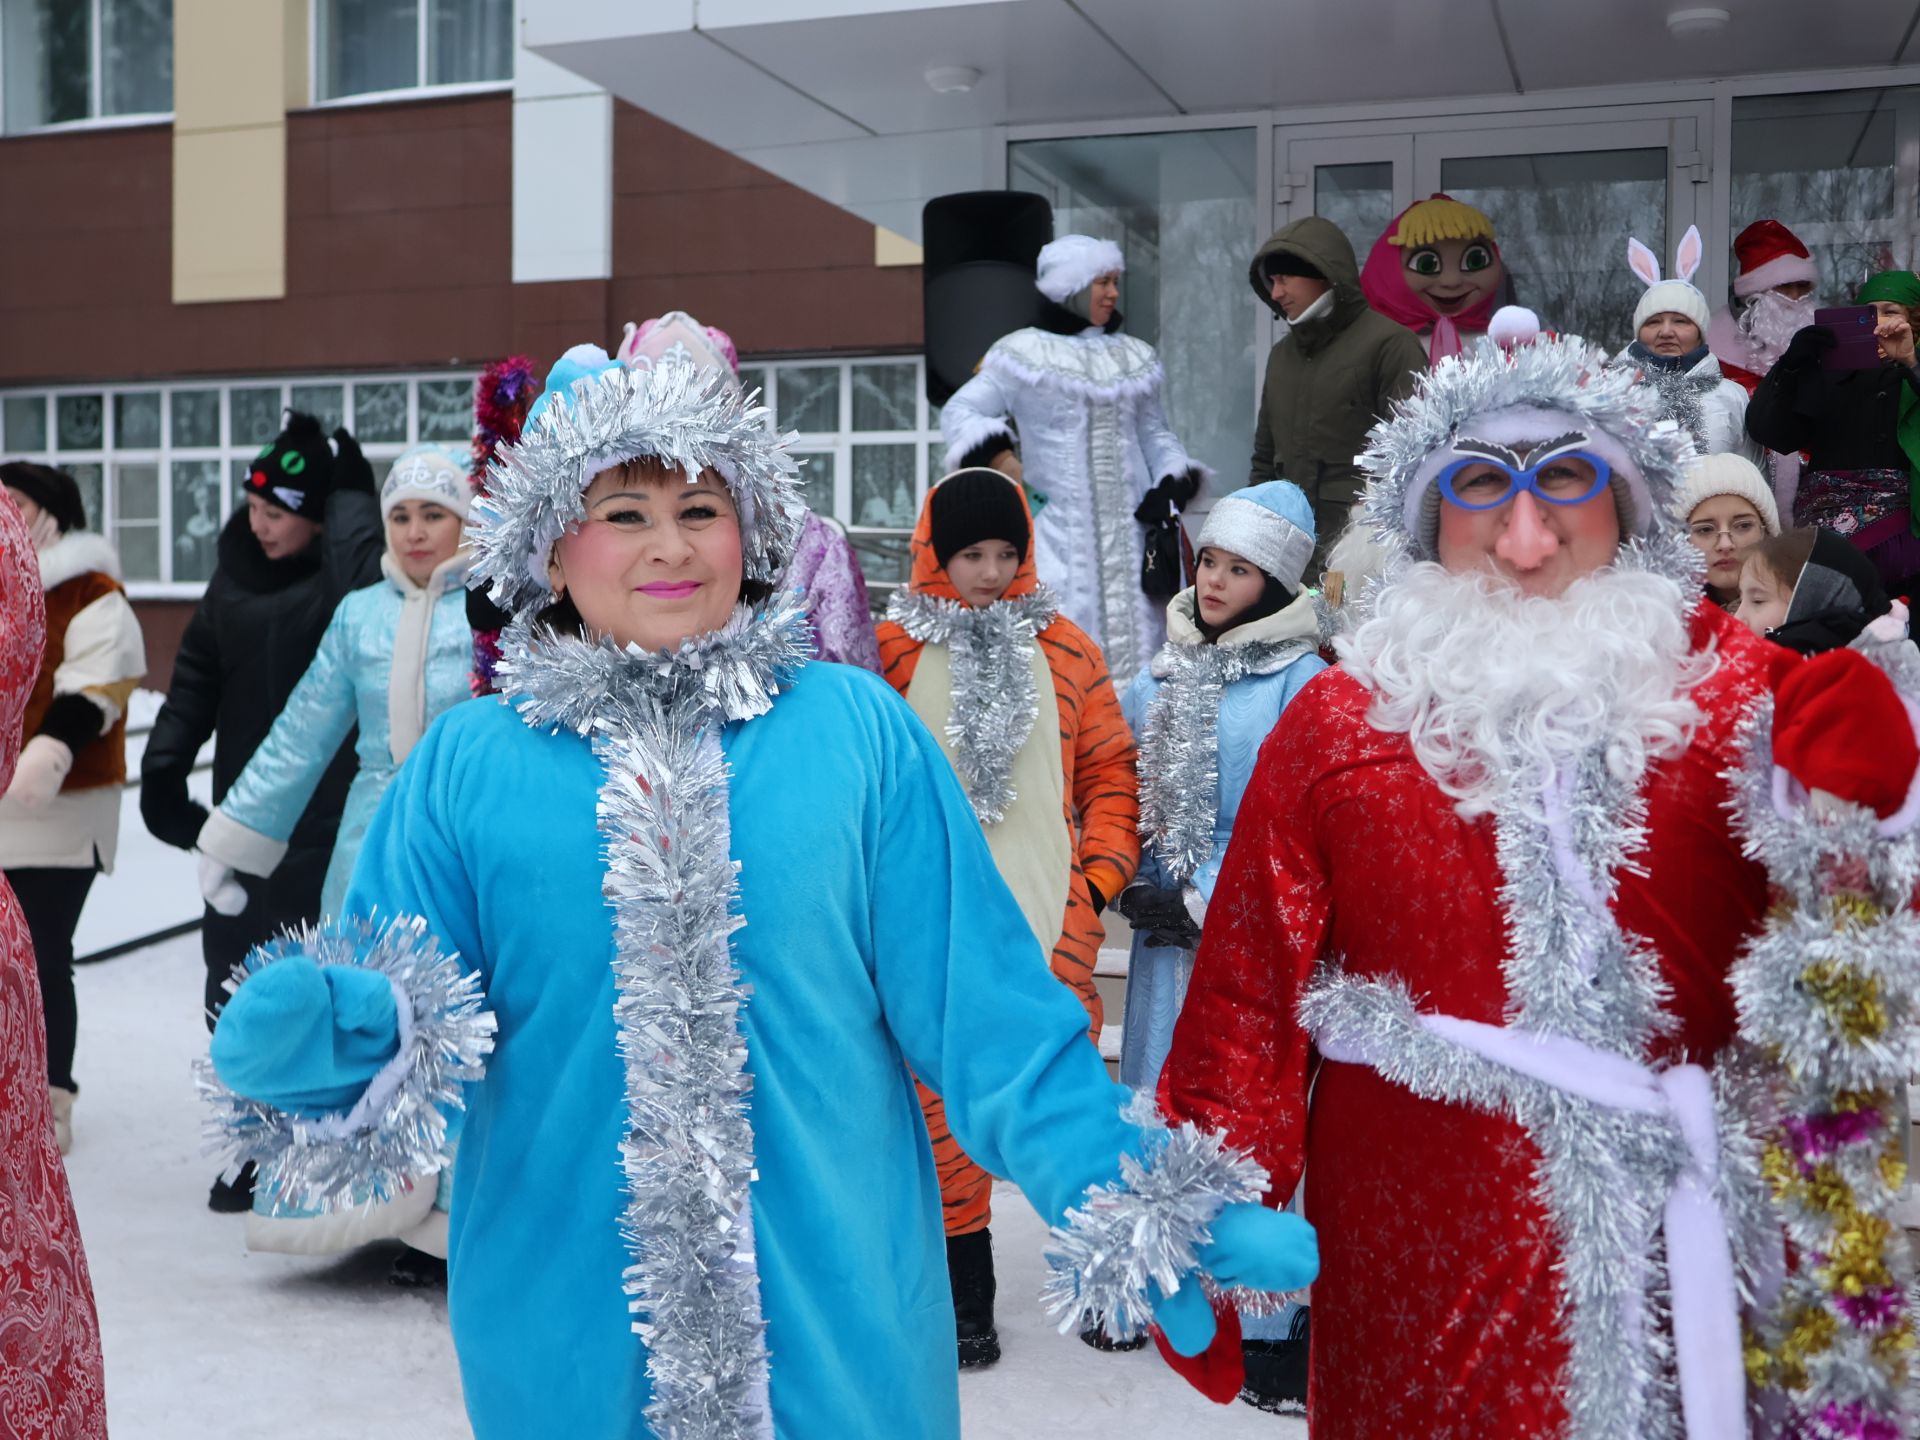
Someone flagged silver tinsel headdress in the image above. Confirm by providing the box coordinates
[1357,328,1696,568]
[468,345,808,617]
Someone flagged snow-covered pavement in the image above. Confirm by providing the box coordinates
[66,932,1306,1439]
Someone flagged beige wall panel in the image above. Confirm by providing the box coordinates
[874,226,924,268]
[173,126,288,303]
[173,0,288,133]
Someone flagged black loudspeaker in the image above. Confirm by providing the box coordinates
[923,191,1054,406]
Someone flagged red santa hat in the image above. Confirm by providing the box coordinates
[1731,220,1818,299]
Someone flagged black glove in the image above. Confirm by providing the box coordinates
[332,428,376,495]
[1114,882,1200,948]
[140,786,210,853]
[1779,324,1837,371]
[467,584,512,633]
[1134,467,1204,524]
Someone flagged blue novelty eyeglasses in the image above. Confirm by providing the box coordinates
[1436,449,1613,512]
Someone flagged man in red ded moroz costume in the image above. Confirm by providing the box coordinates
[1708,219,1822,510]
[1157,309,1920,1438]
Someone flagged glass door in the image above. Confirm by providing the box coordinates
[1412,114,1706,351]
[1277,135,1414,264]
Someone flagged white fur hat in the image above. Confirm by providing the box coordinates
[1035,235,1125,304]
[1670,452,1781,536]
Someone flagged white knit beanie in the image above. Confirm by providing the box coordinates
[380,443,473,521]
[1670,452,1780,536]
[1633,280,1711,337]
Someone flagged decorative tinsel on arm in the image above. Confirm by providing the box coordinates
[196,913,496,1214]
[1729,654,1920,1438]
[1039,1092,1277,1342]
[466,356,538,697]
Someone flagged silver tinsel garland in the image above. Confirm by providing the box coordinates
[469,357,807,617]
[884,586,1060,825]
[1039,1091,1273,1341]
[1136,637,1314,883]
[1725,647,1920,1437]
[196,912,496,1212]
[497,593,813,1440]
[1617,352,1712,454]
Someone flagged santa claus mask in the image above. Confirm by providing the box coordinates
[1736,288,1818,373]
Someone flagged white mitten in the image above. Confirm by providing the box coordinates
[197,853,249,917]
[5,734,72,809]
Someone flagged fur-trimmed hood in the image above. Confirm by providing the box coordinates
[1158,586,1322,674]
[37,529,122,592]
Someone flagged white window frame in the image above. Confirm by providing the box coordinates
[309,0,513,109]
[0,0,175,134]
[735,354,938,605]
[1,370,478,599]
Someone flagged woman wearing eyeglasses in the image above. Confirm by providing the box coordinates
[1672,453,1782,610]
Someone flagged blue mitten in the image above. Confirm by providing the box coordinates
[1194,1201,1319,1294]
[1147,1202,1318,1356]
[210,958,401,1114]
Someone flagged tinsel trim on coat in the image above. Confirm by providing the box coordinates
[1726,644,1920,1438]
[1136,636,1316,883]
[884,587,1059,825]
[470,358,806,619]
[1039,1091,1272,1342]
[196,913,496,1212]
[497,591,812,1440]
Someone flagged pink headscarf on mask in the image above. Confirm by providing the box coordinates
[1360,194,1506,363]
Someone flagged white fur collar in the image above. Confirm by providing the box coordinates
[1155,587,1322,676]
[37,530,121,591]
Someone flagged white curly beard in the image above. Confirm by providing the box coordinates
[1738,289,1818,373]
[1336,562,1714,820]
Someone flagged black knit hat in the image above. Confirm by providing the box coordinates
[930,468,1030,568]
[0,461,86,532]
[242,411,334,521]
[1262,251,1325,283]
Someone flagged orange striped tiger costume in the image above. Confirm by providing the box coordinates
[877,479,1139,1238]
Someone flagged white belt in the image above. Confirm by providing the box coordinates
[1317,1013,1744,1440]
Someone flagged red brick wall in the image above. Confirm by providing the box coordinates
[0,94,919,387]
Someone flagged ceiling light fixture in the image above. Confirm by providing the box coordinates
[1666,6,1731,38]
[925,65,981,95]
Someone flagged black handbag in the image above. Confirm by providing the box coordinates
[1135,469,1202,599]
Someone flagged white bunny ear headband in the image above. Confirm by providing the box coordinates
[1627,225,1703,288]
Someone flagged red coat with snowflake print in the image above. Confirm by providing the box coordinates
[1159,602,1787,1439]
[0,495,107,1439]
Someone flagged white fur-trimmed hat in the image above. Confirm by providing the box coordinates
[1670,452,1781,536]
[1036,235,1125,305]
[1197,481,1317,593]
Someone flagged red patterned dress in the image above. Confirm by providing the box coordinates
[1160,603,1783,1438]
[0,495,106,1437]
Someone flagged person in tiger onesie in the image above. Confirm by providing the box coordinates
[877,467,1140,1370]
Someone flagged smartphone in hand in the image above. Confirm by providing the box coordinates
[1816,305,1883,371]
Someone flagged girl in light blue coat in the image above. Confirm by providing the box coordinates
[196,444,476,919]
[1117,480,1327,1092]
[195,443,474,1269]
[1116,480,1327,1412]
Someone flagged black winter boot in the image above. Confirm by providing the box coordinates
[389,1245,448,1289]
[947,1228,1001,1369]
[208,1162,256,1214]
[1078,1323,1149,1352]
[1240,1306,1310,1412]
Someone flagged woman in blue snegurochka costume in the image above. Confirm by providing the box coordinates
[200,344,1317,1440]
[194,442,475,1273]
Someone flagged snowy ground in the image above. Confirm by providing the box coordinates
[66,933,1306,1439]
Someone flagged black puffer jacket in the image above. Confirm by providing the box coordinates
[140,494,381,929]
[1745,346,1919,475]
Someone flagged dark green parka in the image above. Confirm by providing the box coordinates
[1249,217,1429,563]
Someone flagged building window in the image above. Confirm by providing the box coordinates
[1731,88,1920,298]
[734,356,940,612]
[2,0,173,132]
[315,0,511,103]
[0,370,476,595]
